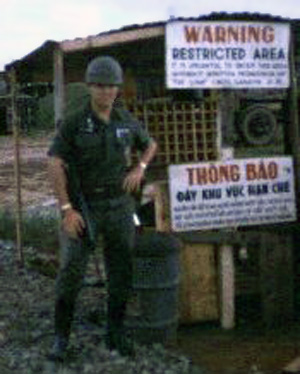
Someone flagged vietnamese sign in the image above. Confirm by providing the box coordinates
[168,157,296,232]
[166,21,290,89]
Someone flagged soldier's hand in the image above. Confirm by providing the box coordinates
[62,209,86,239]
[123,165,145,193]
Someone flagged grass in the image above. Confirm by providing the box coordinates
[0,208,59,252]
[0,208,60,276]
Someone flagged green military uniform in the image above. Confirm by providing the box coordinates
[48,103,153,356]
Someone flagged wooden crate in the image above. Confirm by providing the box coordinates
[179,243,219,324]
[126,96,218,167]
[259,231,294,327]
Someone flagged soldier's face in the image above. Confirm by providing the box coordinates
[89,84,119,111]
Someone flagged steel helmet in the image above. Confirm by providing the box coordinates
[85,56,123,85]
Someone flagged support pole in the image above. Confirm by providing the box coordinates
[53,47,65,127]
[219,244,235,329]
[9,69,23,266]
[289,27,300,216]
[218,89,236,329]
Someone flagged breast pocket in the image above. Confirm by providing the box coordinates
[75,133,104,163]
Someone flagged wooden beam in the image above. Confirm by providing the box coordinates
[8,69,23,266]
[153,180,171,233]
[60,25,165,53]
[218,89,235,329]
[53,48,65,127]
[289,28,300,218]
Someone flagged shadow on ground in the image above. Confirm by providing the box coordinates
[176,318,300,374]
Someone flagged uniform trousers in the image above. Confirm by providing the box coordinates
[54,194,136,345]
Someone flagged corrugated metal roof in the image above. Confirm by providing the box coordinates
[93,11,296,36]
[7,12,300,71]
[60,23,164,52]
[6,40,58,71]
[96,11,299,36]
[59,11,299,53]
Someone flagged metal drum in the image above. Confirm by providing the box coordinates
[126,232,181,345]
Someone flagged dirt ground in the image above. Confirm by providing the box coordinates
[0,134,55,210]
[1,134,300,374]
[176,320,300,374]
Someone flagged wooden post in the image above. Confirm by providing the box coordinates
[218,89,236,329]
[153,180,171,233]
[219,244,235,329]
[53,47,65,127]
[217,90,236,157]
[289,28,300,215]
[9,69,23,266]
[216,90,222,160]
[281,26,300,373]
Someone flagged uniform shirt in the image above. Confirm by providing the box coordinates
[48,104,153,196]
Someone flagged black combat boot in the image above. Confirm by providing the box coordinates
[48,334,69,362]
[105,326,134,357]
[105,295,135,357]
[48,298,73,362]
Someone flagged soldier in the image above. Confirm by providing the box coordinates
[47,56,157,360]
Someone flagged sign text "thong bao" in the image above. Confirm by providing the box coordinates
[187,161,278,186]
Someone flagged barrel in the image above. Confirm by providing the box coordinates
[126,232,181,345]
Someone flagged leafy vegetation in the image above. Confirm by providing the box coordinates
[0,208,59,253]
[33,82,90,130]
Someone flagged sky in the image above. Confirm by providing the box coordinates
[1,0,300,71]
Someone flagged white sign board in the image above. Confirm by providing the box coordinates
[166,21,290,89]
[168,157,296,232]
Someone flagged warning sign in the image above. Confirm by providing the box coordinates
[168,157,296,232]
[166,21,290,89]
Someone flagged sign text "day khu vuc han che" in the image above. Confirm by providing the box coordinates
[168,158,296,232]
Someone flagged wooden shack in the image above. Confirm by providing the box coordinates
[6,12,300,328]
